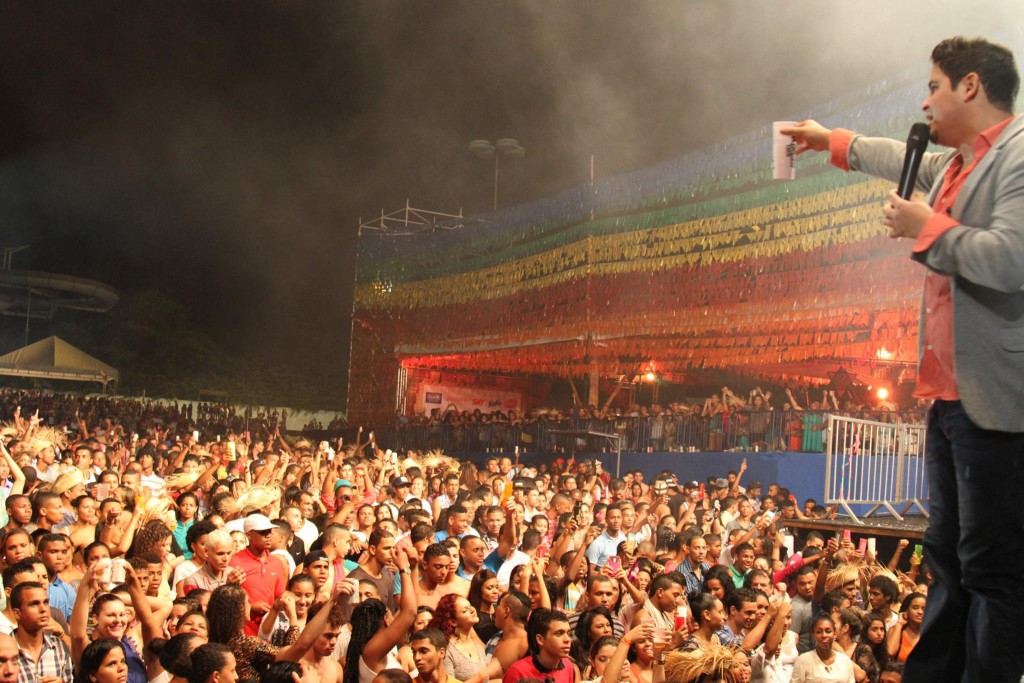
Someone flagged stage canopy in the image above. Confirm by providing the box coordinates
[348,72,930,424]
[0,336,118,389]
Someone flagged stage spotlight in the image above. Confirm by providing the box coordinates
[645,372,656,382]
[877,388,889,400]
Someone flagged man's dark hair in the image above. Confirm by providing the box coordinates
[36,533,68,553]
[821,589,850,614]
[273,519,294,541]
[368,528,394,547]
[409,627,447,651]
[868,575,900,604]
[4,494,28,511]
[459,535,484,551]
[550,493,571,509]
[31,492,60,523]
[410,523,435,545]
[521,529,542,552]
[932,37,1019,112]
[402,508,429,527]
[796,564,818,578]
[881,660,905,675]
[261,662,303,683]
[9,580,44,610]
[526,608,569,655]
[373,671,412,683]
[733,542,754,557]
[725,587,758,614]
[499,589,531,624]
[2,559,40,589]
[805,531,825,546]
[127,556,150,573]
[423,543,450,562]
[648,571,685,597]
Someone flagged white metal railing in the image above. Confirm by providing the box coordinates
[824,414,929,523]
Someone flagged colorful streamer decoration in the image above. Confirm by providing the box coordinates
[348,75,930,425]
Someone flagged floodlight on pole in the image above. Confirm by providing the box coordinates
[469,138,525,211]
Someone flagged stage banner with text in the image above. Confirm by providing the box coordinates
[416,384,522,415]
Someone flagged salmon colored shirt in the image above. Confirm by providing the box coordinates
[829,117,1014,400]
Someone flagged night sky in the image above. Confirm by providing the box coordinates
[0,1,1017,405]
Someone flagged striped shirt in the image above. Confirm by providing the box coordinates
[16,631,73,683]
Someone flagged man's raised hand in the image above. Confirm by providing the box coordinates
[780,120,833,154]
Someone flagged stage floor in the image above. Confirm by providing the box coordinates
[783,514,929,540]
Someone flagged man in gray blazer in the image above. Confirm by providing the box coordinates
[784,37,1022,683]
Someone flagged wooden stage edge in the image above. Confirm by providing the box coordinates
[782,515,929,540]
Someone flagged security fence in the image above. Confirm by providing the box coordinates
[375,409,926,455]
[824,413,929,523]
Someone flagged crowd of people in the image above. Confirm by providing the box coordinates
[0,388,929,683]
[392,387,927,454]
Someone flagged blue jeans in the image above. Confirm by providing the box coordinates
[905,400,1024,683]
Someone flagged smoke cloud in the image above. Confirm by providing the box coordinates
[0,0,1019,402]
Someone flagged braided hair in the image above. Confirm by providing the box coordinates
[342,598,388,683]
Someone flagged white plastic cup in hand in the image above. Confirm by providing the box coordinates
[347,578,360,604]
[110,558,128,585]
[95,557,112,587]
[773,121,798,180]
[653,626,670,646]
[638,617,655,641]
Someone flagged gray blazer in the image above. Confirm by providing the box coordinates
[845,115,1024,432]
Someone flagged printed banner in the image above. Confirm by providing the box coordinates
[416,384,522,415]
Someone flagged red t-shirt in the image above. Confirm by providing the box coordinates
[503,655,576,683]
[229,547,288,635]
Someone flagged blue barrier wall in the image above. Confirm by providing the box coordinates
[457,450,827,505]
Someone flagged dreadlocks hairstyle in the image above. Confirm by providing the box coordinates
[206,584,248,645]
[342,598,389,683]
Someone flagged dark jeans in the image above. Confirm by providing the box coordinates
[905,400,1024,683]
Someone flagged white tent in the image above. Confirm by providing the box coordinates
[0,336,118,390]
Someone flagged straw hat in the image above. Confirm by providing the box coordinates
[53,468,85,496]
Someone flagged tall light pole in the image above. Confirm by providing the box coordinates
[469,138,525,211]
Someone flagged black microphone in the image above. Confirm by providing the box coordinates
[898,122,931,199]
